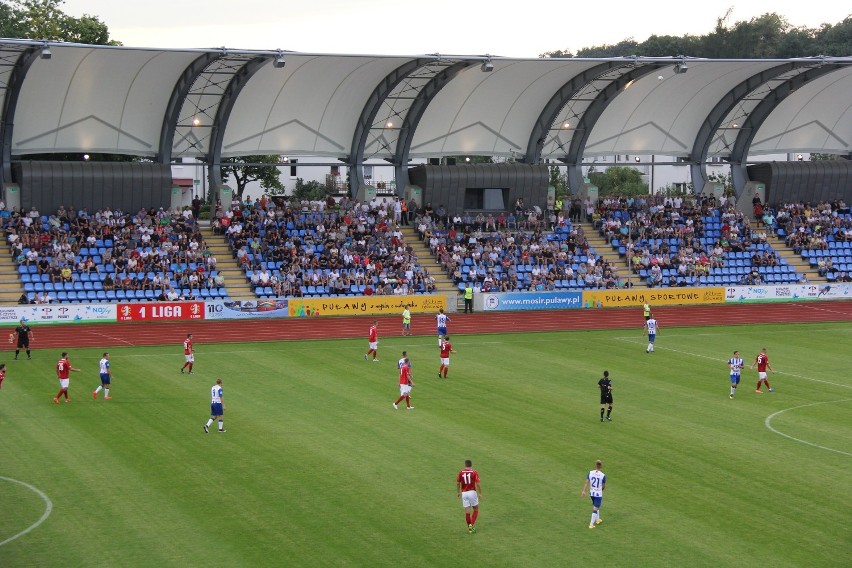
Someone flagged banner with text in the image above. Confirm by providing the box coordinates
[582,287,726,308]
[116,301,205,322]
[288,295,446,317]
[725,283,852,302]
[205,299,290,320]
[480,291,582,311]
[0,303,117,325]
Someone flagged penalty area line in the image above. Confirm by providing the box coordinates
[0,476,53,547]
[764,399,852,457]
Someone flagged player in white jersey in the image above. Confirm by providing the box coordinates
[580,460,607,528]
[644,317,658,353]
[436,309,450,347]
[398,350,411,369]
[204,378,226,433]
[92,352,112,400]
[727,350,744,399]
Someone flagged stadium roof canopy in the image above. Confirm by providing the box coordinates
[1,39,850,190]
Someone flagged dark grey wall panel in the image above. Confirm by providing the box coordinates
[12,161,173,214]
[747,160,852,205]
[408,163,549,215]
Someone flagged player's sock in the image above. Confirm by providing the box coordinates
[443,371,448,378]
[606,408,612,418]
[764,380,772,390]
[394,396,404,405]
[206,418,214,427]
[104,388,109,397]
[730,386,735,396]
[14,350,19,358]
[600,408,605,419]
[94,385,103,394]
[471,510,478,525]
[56,389,64,399]
[405,395,411,408]
[756,381,762,390]
[218,420,224,431]
[188,363,193,372]
[465,513,471,525]
[63,389,69,400]
[26,349,31,357]
[590,512,596,526]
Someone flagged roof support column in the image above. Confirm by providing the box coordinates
[0,47,39,186]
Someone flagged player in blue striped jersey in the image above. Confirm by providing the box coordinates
[581,460,607,528]
[727,350,744,399]
[435,309,450,347]
[644,316,658,353]
[204,378,226,433]
[92,352,112,400]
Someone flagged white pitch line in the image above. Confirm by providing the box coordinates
[0,477,53,547]
[613,337,852,390]
[764,400,852,457]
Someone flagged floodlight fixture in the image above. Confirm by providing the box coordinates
[40,41,52,60]
[481,56,494,72]
[273,50,286,68]
[673,56,688,74]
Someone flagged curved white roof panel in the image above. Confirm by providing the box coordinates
[223,55,412,158]
[585,61,781,158]
[751,65,852,156]
[13,45,197,155]
[409,59,606,158]
[1,40,850,166]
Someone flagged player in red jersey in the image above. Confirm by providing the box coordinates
[392,358,414,409]
[365,321,379,362]
[0,363,6,389]
[438,336,457,379]
[180,333,194,374]
[750,347,774,393]
[53,351,80,403]
[456,459,482,533]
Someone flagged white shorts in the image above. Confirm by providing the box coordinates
[185,354,194,363]
[440,357,450,366]
[399,384,412,396]
[758,371,767,380]
[58,378,69,389]
[369,341,378,350]
[461,489,479,508]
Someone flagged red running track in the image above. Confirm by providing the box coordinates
[17,301,852,350]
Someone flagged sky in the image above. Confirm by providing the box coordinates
[59,0,851,57]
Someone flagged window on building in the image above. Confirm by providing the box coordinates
[289,159,298,178]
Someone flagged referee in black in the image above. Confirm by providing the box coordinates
[14,319,33,360]
[598,370,613,422]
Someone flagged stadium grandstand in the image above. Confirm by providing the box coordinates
[1,39,851,304]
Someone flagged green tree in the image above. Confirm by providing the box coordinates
[446,155,493,164]
[589,165,648,196]
[220,155,285,199]
[707,171,734,196]
[809,153,841,161]
[0,0,118,44]
[541,11,850,58]
[292,178,327,201]
[549,165,570,198]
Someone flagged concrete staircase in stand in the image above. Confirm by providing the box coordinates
[199,226,256,301]
[772,234,827,285]
[0,234,24,304]
[399,225,459,297]
[580,221,648,288]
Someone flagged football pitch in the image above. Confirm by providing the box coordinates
[1,321,850,568]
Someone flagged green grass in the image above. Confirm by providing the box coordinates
[1,322,850,567]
